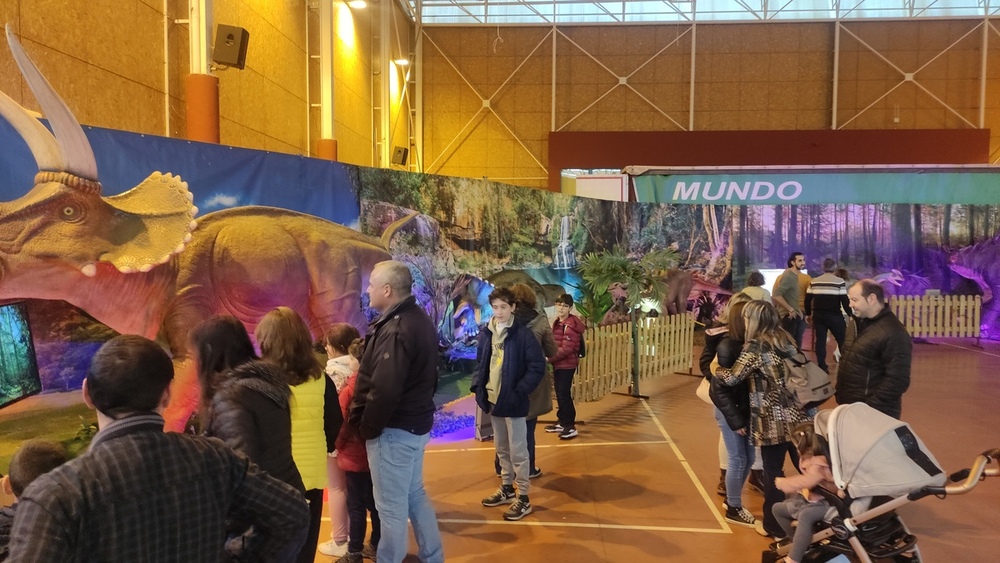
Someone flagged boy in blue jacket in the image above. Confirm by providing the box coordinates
[472,287,545,521]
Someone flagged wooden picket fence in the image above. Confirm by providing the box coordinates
[889,295,981,338]
[574,313,695,402]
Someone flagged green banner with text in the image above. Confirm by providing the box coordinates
[632,171,1000,205]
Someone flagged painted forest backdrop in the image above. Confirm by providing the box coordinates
[2,121,1000,400]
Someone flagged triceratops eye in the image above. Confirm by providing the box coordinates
[60,204,84,223]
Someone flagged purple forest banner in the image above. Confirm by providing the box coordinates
[633,168,1000,334]
[2,123,1000,400]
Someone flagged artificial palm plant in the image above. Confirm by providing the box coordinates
[577,245,680,398]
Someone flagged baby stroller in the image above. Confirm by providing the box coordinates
[763,403,999,563]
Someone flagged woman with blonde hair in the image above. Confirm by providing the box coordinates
[715,300,811,540]
[256,306,342,563]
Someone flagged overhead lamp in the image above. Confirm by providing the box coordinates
[393,58,409,66]
[348,0,367,8]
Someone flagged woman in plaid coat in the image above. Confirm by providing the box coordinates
[714,300,812,540]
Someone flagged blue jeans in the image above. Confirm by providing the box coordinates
[713,408,754,508]
[366,429,444,563]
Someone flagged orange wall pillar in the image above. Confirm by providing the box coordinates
[185,74,220,143]
[317,139,338,161]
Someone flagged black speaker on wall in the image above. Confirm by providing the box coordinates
[213,24,250,69]
[391,146,409,166]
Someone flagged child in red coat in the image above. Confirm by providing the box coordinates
[334,339,380,563]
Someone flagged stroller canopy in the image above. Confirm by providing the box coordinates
[816,403,947,498]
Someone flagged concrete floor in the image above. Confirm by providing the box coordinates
[315,338,1000,562]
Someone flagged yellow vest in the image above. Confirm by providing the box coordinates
[289,376,328,491]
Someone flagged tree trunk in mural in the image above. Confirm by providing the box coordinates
[703,205,732,284]
[892,204,913,270]
[788,205,798,251]
[869,206,879,269]
[913,204,923,271]
[943,204,953,291]
[737,206,748,276]
[967,205,976,245]
[772,205,784,267]
[841,205,850,265]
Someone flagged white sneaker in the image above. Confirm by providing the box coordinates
[318,539,349,557]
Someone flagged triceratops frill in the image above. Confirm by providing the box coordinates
[0,25,412,430]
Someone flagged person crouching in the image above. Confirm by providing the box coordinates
[472,287,545,521]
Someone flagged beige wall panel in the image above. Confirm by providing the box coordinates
[214,0,307,154]
[767,23,802,52]
[739,83,769,110]
[767,53,800,82]
[221,117,247,147]
[739,110,768,129]
[708,110,742,131]
[705,81,741,112]
[330,4,373,166]
[738,53,769,82]
[913,108,948,129]
[169,95,186,138]
[768,83,799,111]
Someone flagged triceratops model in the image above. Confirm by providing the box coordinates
[0,27,408,430]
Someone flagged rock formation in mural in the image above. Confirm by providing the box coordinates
[948,236,1000,333]
[0,27,409,429]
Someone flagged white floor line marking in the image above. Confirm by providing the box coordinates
[426,440,670,454]
[640,399,732,533]
[936,341,1000,358]
[435,518,729,533]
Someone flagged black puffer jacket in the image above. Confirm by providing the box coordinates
[204,360,305,493]
[351,296,439,439]
[835,307,912,419]
[699,321,729,377]
[709,337,750,431]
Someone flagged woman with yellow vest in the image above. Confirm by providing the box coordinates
[257,307,343,563]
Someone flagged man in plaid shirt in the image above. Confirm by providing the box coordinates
[8,335,310,562]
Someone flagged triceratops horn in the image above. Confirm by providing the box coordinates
[5,25,98,181]
[0,87,62,172]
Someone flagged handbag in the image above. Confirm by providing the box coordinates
[696,376,713,405]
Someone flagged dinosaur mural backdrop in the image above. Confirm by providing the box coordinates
[3,26,1000,434]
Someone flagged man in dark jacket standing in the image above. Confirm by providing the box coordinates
[836,279,912,419]
[350,260,444,563]
[472,287,545,521]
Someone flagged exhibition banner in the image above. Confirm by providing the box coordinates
[632,170,1000,205]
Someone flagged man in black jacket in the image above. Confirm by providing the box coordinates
[836,280,912,419]
[350,260,444,563]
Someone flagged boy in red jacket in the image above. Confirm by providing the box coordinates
[335,340,380,563]
[546,294,586,440]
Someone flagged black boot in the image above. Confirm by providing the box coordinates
[717,469,727,497]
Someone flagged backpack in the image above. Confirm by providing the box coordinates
[578,330,586,358]
[780,352,833,409]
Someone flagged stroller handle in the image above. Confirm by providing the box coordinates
[917,450,1000,498]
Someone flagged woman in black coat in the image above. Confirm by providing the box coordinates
[192,315,304,494]
[708,300,758,529]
